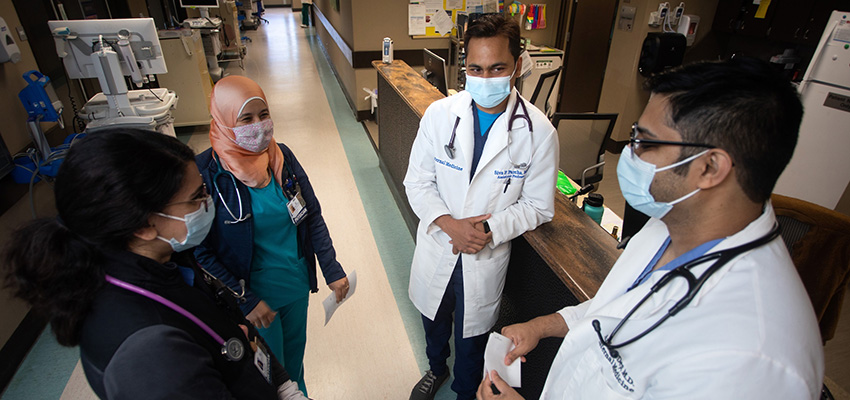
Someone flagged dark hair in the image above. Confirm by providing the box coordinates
[464,13,522,61]
[644,57,802,203]
[2,128,196,346]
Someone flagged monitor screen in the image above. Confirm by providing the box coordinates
[424,48,448,96]
[180,0,220,7]
[48,18,167,80]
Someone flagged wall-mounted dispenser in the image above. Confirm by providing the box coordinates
[638,32,686,77]
[0,17,22,63]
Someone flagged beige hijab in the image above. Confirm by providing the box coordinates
[209,76,283,187]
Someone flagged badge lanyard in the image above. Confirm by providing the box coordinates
[281,162,307,225]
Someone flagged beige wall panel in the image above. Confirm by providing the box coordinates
[597,0,719,141]
[313,0,354,47]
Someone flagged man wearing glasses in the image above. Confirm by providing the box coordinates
[477,58,824,399]
[404,13,558,400]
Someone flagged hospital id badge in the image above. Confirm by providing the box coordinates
[252,337,271,383]
[287,191,308,225]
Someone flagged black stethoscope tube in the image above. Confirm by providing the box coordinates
[593,224,781,359]
[444,97,534,169]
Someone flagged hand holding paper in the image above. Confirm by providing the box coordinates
[322,270,357,326]
[483,332,521,388]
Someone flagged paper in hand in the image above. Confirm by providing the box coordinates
[483,332,521,387]
[322,270,357,326]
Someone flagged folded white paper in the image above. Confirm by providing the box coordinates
[483,332,521,387]
[322,270,357,326]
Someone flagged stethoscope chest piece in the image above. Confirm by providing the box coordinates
[444,144,456,159]
[222,337,245,361]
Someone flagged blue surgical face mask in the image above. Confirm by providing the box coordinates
[465,64,516,108]
[156,196,215,252]
[617,146,709,219]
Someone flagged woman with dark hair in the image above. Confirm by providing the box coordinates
[2,128,308,399]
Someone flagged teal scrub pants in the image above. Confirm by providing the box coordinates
[257,296,310,395]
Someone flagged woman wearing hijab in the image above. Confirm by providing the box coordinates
[194,76,349,395]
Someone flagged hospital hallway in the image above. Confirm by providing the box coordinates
[0,7,455,400]
[4,7,850,400]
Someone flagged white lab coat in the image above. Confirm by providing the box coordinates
[540,202,824,399]
[404,89,558,338]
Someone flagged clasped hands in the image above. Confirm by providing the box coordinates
[435,214,493,255]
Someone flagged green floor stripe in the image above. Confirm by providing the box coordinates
[305,29,459,398]
[1,329,79,400]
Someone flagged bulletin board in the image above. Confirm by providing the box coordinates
[408,1,549,38]
[408,0,503,38]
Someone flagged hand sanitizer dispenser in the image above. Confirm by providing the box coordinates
[0,17,22,64]
[382,37,393,64]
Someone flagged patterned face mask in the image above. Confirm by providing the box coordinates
[230,119,275,152]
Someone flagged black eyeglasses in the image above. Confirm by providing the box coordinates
[629,122,715,159]
[165,182,211,212]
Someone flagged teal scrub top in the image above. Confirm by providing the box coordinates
[248,173,310,309]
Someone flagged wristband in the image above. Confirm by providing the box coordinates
[483,220,490,234]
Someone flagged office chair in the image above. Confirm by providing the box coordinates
[771,193,850,344]
[551,112,618,188]
[771,194,850,400]
[529,66,562,117]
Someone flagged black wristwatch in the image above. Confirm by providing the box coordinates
[483,220,490,234]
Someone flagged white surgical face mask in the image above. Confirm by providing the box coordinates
[156,196,215,252]
[230,119,274,153]
[465,64,516,108]
[617,146,708,219]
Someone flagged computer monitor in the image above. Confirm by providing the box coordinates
[48,18,167,81]
[424,48,448,96]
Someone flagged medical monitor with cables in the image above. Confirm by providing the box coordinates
[47,18,166,83]
[424,48,449,96]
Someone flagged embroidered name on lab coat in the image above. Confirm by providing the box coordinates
[434,157,463,171]
[598,341,636,393]
[494,169,526,180]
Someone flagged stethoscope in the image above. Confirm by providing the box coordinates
[593,224,781,359]
[105,274,247,362]
[444,96,534,169]
[211,153,300,225]
[212,154,252,225]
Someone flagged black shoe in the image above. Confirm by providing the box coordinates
[410,369,449,400]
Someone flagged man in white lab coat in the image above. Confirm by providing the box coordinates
[476,57,825,400]
[404,14,558,400]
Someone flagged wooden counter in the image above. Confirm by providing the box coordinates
[373,60,444,234]
[525,193,621,301]
[373,60,443,118]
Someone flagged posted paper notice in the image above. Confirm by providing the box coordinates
[409,3,426,35]
[433,10,455,34]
